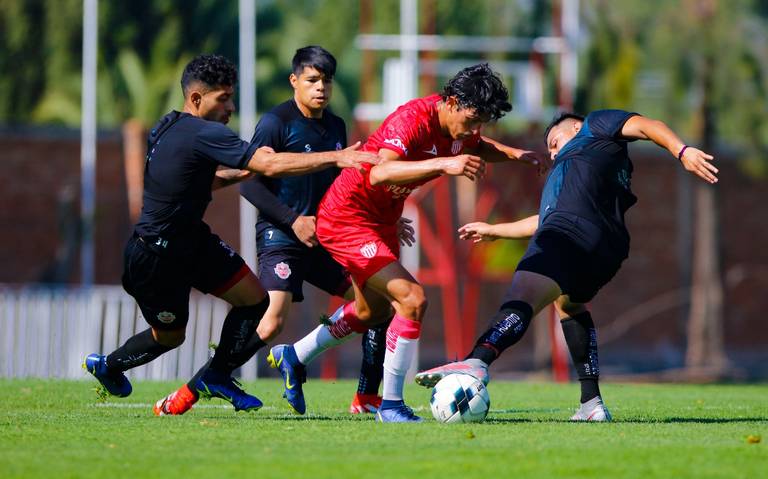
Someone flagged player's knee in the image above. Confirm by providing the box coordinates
[153,328,185,348]
[355,302,374,323]
[399,286,428,320]
[256,314,284,342]
[555,297,587,319]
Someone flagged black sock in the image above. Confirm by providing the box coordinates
[106,328,174,372]
[208,297,270,374]
[188,327,268,397]
[357,321,388,395]
[185,358,212,399]
[561,311,601,403]
[467,300,534,365]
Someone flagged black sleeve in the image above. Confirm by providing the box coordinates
[249,112,285,148]
[586,110,640,139]
[240,177,299,228]
[196,122,251,168]
[239,112,298,228]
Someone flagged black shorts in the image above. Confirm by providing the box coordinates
[122,232,248,330]
[516,228,624,304]
[257,245,350,302]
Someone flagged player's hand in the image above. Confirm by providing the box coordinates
[680,147,718,184]
[441,154,486,181]
[458,222,498,243]
[335,141,380,173]
[256,145,276,155]
[291,215,318,247]
[397,217,416,247]
[519,150,551,175]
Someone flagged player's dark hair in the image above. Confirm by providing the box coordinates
[544,112,585,142]
[181,54,238,96]
[441,63,512,121]
[292,45,337,79]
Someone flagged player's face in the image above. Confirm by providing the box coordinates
[291,66,333,118]
[445,99,488,140]
[546,120,582,160]
[198,86,236,124]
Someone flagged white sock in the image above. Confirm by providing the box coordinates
[382,336,419,401]
[293,304,359,365]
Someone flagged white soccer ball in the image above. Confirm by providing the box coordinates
[429,374,490,423]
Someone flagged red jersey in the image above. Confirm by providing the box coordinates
[318,94,480,228]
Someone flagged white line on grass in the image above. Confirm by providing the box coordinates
[90,402,430,413]
[91,402,279,411]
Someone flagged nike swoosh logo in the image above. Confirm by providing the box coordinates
[198,383,232,402]
[277,356,295,390]
[423,145,437,156]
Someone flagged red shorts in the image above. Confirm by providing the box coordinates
[315,214,400,287]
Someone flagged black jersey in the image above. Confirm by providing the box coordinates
[538,109,639,258]
[240,100,347,249]
[135,111,252,252]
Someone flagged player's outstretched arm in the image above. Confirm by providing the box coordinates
[245,142,379,177]
[620,116,718,184]
[458,214,539,243]
[369,148,485,185]
[477,136,549,174]
[211,168,255,190]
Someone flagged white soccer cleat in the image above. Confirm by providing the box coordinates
[570,396,612,422]
[414,359,489,388]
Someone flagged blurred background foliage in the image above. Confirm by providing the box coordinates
[1,0,767,175]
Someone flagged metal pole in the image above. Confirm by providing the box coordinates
[238,0,258,380]
[238,0,257,272]
[80,0,97,287]
[400,0,420,378]
[560,0,580,109]
[400,0,419,85]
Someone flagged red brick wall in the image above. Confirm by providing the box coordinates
[0,128,240,284]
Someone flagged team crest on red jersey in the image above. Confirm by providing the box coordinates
[274,262,292,279]
[359,242,378,259]
[451,140,463,155]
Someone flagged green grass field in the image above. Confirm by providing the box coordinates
[0,379,765,478]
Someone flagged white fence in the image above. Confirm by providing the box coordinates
[0,285,258,380]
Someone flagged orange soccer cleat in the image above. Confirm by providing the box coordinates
[153,384,198,416]
[349,393,383,414]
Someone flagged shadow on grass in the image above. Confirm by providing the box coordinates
[485,416,768,424]
[649,417,768,424]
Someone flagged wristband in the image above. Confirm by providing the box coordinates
[677,145,689,162]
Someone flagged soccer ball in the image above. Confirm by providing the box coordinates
[429,374,490,423]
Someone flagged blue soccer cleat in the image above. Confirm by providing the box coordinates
[83,353,132,398]
[267,344,307,415]
[375,402,423,423]
[194,369,263,412]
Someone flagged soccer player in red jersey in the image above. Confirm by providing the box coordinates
[267,63,545,422]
